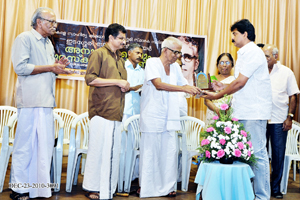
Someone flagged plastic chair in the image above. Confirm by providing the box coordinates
[179,116,205,191]
[121,114,140,193]
[281,121,300,194]
[51,112,64,192]
[0,106,18,192]
[65,112,89,193]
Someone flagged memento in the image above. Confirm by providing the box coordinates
[196,72,213,90]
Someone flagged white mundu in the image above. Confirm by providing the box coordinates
[139,57,188,198]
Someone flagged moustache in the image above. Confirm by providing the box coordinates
[232,39,235,43]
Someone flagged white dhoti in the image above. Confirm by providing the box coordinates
[82,116,122,199]
[11,108,54,198]
[139,131,177,198]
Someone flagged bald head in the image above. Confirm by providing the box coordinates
[263,44,278,71]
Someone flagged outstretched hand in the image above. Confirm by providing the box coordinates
[52,63,71,74]
[201,90,219,100]
[182,85,202,96]
[212,80,225,91]
[55,56,70,66]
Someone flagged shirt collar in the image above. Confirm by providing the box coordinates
[237,41,254,55]
[31,29,50,43]
[125,59,141,70]
[104,43,122,57]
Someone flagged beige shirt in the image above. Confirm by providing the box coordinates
[11,29,56,108]
[85,43,127,121]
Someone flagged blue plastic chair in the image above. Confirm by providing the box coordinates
[65,112,89,193]
[0,106,17,192]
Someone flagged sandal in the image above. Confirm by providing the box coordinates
[164,191,176,197]
[10,191,30,200]
[85,192,100,200]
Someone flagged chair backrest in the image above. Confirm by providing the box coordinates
[71,112,89,149]
[54,108,78,144]
[123,114,140,150]
[285,121,300,155]
[0,106,17,144]
[179,116,205,151]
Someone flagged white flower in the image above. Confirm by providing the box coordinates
[212,150,217,158]
[225,121,232,127]
[216,121,223,127]
[218,135,226,140]
[225,136,230,140]
[232,138,237,145]
[243,137,247,143]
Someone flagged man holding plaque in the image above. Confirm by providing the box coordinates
[139,37,201,198]
[202,19,272,200]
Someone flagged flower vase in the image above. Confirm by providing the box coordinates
[220,157,234,164]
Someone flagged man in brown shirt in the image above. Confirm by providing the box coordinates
[83,23,129,200]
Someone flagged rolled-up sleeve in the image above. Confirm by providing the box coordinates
[11,35,35,75]
[85,51,102,85]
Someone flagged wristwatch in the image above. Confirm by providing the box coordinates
[288,113,294,118]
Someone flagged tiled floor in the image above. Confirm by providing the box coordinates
[0,157,299,199]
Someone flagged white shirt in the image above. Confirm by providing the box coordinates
[140,58,188,132]
[232,42,272,120]
[123,60,145,115]
[268,61,299,123]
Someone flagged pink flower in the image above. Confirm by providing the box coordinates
[248,151,251,157]
[220,104,229,110]
[201,139,210,146]
[247,141,252,148]
[220,139,226,145]
[206,150,211,158]
[224,127,231,134]
[241,130,247,137]
[217,149,225,158]
[232,118,238,121]
[234,149,242,157]
[212,115,219,120]
[206,127,214,132]
[237,142,244,150]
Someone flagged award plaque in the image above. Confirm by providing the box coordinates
[196,72,213,90]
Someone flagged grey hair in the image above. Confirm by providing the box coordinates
[161,36,182,49]
[272,47,279,55]
[128,43,142,52]
[31,7,55,29]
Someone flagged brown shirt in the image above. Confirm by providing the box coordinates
[85,43,127,121]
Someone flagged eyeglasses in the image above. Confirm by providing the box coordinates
[39,17,57,25]
[219,61,231,65]
[182,53,198,62]
[165,47,182,56]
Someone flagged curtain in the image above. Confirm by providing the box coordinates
[1,0,299,121]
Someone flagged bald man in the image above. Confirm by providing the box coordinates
[263,44,299,199]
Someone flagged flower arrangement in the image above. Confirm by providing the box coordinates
[199,98,257,167]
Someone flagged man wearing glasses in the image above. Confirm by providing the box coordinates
[83,23,129,200]
[139,37,201,198]
[179,36,200,86]
[10,7,70,200]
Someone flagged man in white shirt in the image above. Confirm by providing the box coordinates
[139,37,201,198]
[203,19,272,200]
[118,43,144,194]
[263,44,299,199]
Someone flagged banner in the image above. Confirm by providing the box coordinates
[50,20,207,83]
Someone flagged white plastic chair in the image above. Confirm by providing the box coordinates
[65,112,89,193]
[179,116,205,191]
[122,114,140,193]
[281,121,300,194]
[0,106,18,192]
[51,112,64,192]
